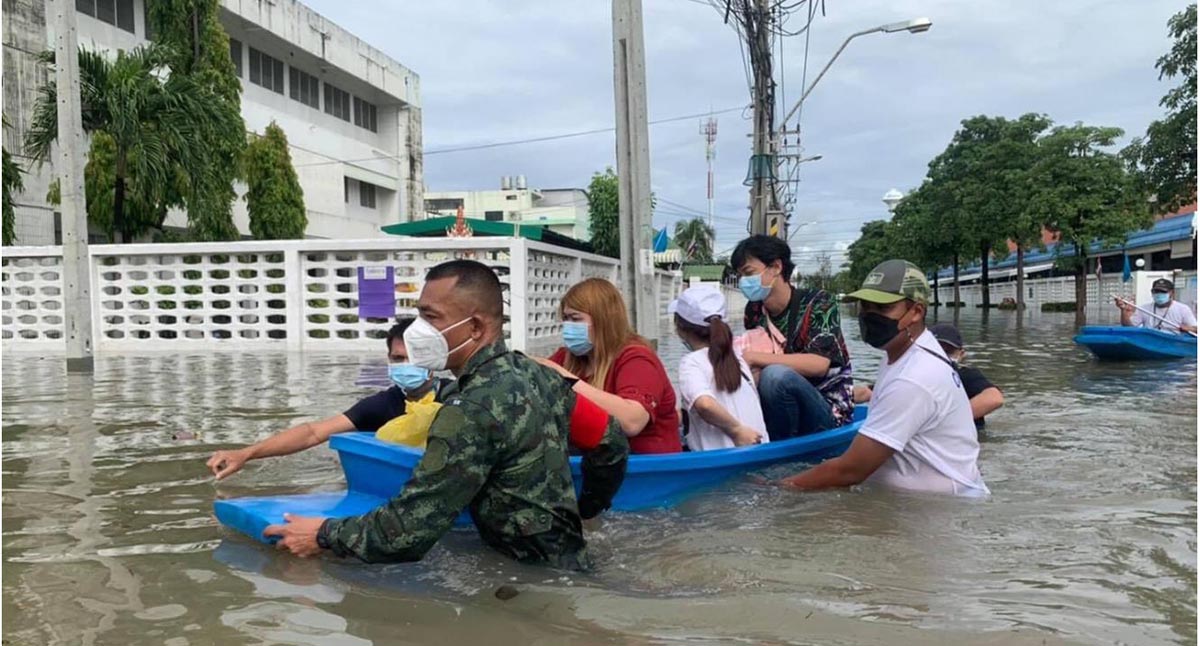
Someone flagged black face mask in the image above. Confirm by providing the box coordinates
[858,308,909,349]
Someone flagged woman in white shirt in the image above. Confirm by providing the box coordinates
[670,285,769,451]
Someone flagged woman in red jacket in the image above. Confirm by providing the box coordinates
[538,278,681,454]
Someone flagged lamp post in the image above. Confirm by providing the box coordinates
[777,18,933,133]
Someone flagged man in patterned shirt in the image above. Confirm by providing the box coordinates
[732,235,854,440]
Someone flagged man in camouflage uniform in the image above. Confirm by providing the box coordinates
[265,260,629,569]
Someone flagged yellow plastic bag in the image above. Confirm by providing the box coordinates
[375,391,442,448]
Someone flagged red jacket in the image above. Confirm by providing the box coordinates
[551,343,681,454]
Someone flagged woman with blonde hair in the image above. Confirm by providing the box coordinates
[538,278,681,454]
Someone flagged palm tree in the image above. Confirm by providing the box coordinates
[25,46,238,242]
[673,217,715,263]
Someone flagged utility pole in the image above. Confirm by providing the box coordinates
[53,0,94,372]
[700,116,717,232]
[746,0,781,239]
[612,0,658,341]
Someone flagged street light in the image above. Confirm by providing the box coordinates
[882,188,905,212]
[778,17,933,129]
[787,219,818,242]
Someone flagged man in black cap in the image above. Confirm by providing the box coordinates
[1115,278,1197,334]
[854,323,1004,432]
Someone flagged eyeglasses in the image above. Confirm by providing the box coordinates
[1152,290,1170,295]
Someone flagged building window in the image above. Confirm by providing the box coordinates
[344,177,351,203]
[229,39,243,78]
[78,0,135,33]
[353,97,378,132]
[485,211,503,222]
[248,47,284,94]
[424,198,464,212]
[289,67,320,109]
[505,194,518,201]
[324,83,351,122]
[359,183,377,209]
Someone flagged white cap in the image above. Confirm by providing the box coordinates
[668,285,727,327]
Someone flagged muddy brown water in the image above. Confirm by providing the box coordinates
[3,310,1195,645]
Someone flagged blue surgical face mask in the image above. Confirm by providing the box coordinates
[1153,292,1171,306]
[738,270,774,302]
[389,363,431,393]
[562,321,593,356]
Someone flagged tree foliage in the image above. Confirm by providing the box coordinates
[673,217,715,263]
[243,122,307,240]
[146,0,245,240]
[586,167,619,258]
[1123,5,1196,212]
[2,146,25,246]
[25,46,234,241]
[1029,124,1148,323]
[843,220,893,287]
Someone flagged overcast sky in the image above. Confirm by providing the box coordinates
[305,0,1186,273]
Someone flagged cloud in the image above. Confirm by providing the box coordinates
[302,0,1182,266]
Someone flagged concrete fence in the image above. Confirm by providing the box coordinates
[1,238,684,357]
[934,271,1198,324]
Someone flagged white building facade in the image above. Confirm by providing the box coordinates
[424,176,590,241]
[2,0,423,244]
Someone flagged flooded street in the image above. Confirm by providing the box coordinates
[3,309,1196,646]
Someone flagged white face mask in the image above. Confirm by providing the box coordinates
[403,316,475,371]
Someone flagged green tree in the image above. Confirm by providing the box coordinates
[1123,5,1196,212]
[243,122,307,239]
[2,147,25,246]
[1030,124,1147,325]
[921,115,1050,308]
[801,252,834,292]
[25,46,235,242]
[673,217,715,263]
[844,220,893,288]
[586,167,619,258]
[147,0,245,240]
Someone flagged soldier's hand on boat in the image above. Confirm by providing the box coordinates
[731,425,763,447]
[1113,296,1134,312]
[208,448,251,480]
[263,513,326,558]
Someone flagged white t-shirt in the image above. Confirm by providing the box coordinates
[678,349,769,451]
[859,330,989,497]
[1131,300,1197,333]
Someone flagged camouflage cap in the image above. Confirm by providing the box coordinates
[847,259,931,304]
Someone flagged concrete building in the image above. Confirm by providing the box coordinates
[423,176,591,241]
[2,0,422,243]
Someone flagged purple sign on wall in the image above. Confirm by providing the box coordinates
[357,266,396,319]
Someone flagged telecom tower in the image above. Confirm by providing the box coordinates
[700,116,718,232]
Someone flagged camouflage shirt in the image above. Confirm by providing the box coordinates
[318,340,628,570]
[745,288,855,426]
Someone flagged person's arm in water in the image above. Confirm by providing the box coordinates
[970,387,1004,420]
[691,396,762,446]
[569,393,629,519]
[778,434,894,489]
[207,414,354,480]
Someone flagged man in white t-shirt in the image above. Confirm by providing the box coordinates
[779,260,988,497]
[670,285,769,451]
[1116,277,1197,334]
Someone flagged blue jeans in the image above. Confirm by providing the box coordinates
[757,364,836,441]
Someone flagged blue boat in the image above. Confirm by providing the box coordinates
[1073,325,1197,360]
[215,407,866,545]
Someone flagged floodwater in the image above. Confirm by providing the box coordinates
[2,310,1196,646]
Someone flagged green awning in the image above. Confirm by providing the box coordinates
[682,264,728,281]
[381,216,594,253]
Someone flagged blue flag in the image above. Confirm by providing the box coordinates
[653,227,669,253]
[1121,254,1132,283]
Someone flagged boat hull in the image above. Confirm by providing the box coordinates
[1073,325,1197,360]
[215,408,865,544]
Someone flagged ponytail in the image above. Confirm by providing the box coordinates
[706,316,741,393]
